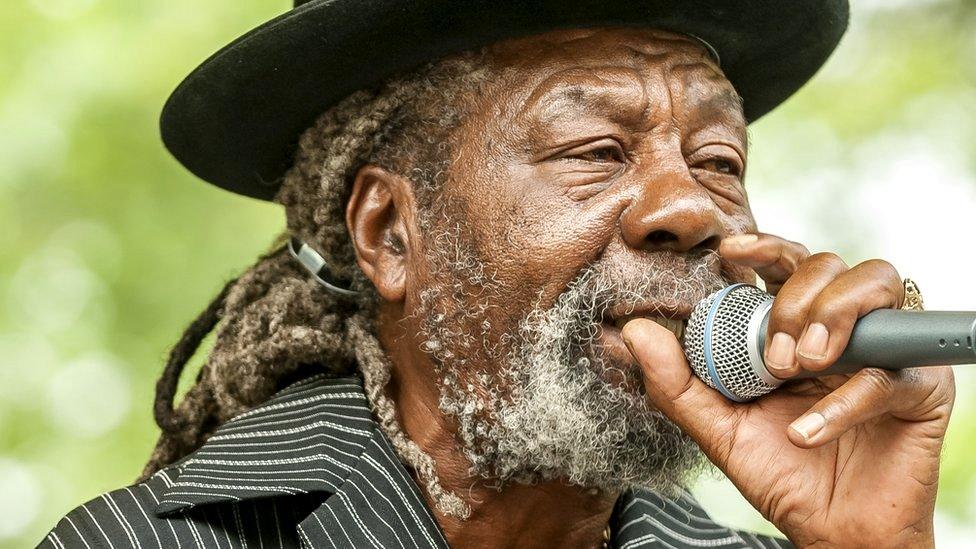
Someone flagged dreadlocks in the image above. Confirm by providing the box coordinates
[140,49,496,518]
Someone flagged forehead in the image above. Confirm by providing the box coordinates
[485,27,744,129]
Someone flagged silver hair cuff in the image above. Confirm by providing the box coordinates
[287,236,360,297]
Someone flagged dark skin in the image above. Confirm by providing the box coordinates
[345,28,954,548]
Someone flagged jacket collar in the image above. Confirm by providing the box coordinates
[152,373,748,548]
[154,373,378,516]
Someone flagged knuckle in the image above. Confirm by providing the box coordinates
[791,240,811,256]
[808,251,849,272]
[768,300,807,333]
[860,258,900,282]
[821,391,859,420]
[808,291,853,324]
[859,259,903,303]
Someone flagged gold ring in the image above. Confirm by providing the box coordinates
[901,278,924,311]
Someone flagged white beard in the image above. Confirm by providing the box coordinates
[418,223,727,493]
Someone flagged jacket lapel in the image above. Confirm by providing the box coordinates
[154,374,376,516]
[296,427,449,548]
[611,487,751,548]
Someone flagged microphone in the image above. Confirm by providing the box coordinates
[683,283,976,402]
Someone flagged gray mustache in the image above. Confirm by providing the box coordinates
[573,251,729,317]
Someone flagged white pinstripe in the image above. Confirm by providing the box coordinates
[81,502,116,549]
[320,501,355,547]
[347,468,412,548]
[200,507,223,548]
[365,439,441,548]
[332,489,385,548]
[124,487,162,548]
[232,503,248,549]
[200,434,366,455]
[101,492,142,549]
[64,515,93,549]
[46,531,65,549]
[251,503,264,549]
[271,499,284,549]
[182,510,206,548]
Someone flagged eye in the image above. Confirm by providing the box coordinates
[572,147,620,162]
[697,158,737,175]
[698,158,735,173]
[562,140,626,164]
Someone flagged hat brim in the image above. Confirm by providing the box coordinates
[161,0,849,201]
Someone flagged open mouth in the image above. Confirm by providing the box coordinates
[593,306,692,381]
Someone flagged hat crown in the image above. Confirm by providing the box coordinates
[294,0,314,7]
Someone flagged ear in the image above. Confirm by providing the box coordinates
[346,164,417,303]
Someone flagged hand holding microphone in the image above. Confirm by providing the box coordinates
[683,282,974,402]
[621,232,954,548]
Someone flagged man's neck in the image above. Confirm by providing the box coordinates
[431,479,617,549]
[384,342,619,549]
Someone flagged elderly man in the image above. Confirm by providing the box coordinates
[41,1,954,548]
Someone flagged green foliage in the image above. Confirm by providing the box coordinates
[1,1,973,547]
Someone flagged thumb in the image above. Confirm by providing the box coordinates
[621,318,738,452]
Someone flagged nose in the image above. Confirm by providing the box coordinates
[619,168,723,254]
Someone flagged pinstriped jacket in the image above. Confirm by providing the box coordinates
[39,374,791,548]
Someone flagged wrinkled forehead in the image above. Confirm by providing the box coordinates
[490,27,720,69]
[485,27,744,127]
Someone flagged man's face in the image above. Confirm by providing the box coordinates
[406,28,755,491]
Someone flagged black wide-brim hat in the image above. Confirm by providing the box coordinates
[161,0,849,201]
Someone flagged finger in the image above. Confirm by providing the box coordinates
[720,233,810,293]
[786,367,953,449]
[762,252,849,379]
[794,259,902,372]
[621,318,739,462]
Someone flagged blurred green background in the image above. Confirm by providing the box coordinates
[1,0,974,547]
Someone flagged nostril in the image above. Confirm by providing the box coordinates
[647,230,678,247]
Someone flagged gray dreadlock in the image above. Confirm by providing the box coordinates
[140,49,497,519]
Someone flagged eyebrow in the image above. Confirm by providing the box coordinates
[700,89,748,142]
[702,90,745,116]
[519,72,748,141]
[518,75,650,126]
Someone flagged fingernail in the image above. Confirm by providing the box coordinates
[725,234,759,248]
[765,332,796,371]
[798,323,829,360]
[790,412,826,440]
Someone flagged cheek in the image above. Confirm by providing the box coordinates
[474,179,629,308]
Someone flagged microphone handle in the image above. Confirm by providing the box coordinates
[757,309,976,377]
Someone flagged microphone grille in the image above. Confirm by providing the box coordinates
[684,284,777,402]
